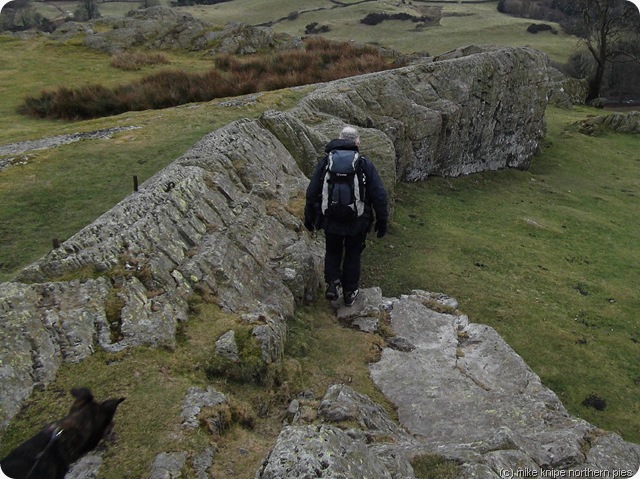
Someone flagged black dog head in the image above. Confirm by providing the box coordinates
[60,387,126,457]
[1,388,125,479]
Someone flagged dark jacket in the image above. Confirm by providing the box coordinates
[305,139,388,236]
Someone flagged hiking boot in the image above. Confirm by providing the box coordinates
[325,280,341,301]
[344,289,359,307]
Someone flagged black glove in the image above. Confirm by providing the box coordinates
[304,202,316,232]
[374,219,387,238]
[304,216,315,232]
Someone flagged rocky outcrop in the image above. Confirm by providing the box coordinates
[577,111,640,135]
[258,289,640,478]
[546,67,589,108]
[54,7,302,54]
[268,46,550,180]
[0,119,324,432]
[0,46,554,433]
[0,127,140,172]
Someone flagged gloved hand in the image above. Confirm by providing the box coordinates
[374,219,387,238]
[304,216,315,232]
[304,202,317,232]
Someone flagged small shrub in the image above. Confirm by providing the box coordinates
[361,12,432,26]
[582,394,607,411]
[526,23,555,34]
[361,12,386,26]
[304,22,330,34]
[110,51,170,71]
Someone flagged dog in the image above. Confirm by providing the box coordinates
[1,388,125,479]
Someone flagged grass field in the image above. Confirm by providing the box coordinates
[0,35,216,144]
[23,0,581,62]
[185,0,579,62]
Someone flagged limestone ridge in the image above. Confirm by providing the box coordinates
[267,45,552,181]
[1,46,555,432]
[257,289,640,478]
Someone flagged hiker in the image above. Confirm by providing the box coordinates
[304,126,388,306]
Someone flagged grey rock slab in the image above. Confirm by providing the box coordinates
[149,452,188,479]
[255,425,394,479]
[369,294,639,471]
[181,386,227,429]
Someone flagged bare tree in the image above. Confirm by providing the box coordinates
[567,0,640,101]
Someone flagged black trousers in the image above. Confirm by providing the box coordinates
[324,231,367,292]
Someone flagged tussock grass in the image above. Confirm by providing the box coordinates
[110,51,171,71]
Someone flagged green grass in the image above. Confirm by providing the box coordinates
[411,453,461,479]
[186,0,579,62]
[31,0,159,19]
[362,105,640,443]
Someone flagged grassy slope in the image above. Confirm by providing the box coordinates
[362,106,640,442]
[1,2,638,476]
[188,0,578,62]
[0,34,310,280]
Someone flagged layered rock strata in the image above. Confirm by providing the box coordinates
[1,45,553,433]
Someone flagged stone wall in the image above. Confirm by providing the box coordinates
[0,45,554,432]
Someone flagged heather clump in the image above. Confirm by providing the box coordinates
[18,38,405,120]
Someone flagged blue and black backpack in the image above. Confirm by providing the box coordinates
[321,149,366,221]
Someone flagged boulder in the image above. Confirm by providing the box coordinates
[264,45,552,182]
[255,425,395,479]
[577,111,640,135]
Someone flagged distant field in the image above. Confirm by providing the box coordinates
[0,35,216,144]
[32,0,144,18]
[27,0,580,62]
[184,0,578,62]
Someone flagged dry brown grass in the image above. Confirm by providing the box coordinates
[19,38,405,120]
[110,51,171,71]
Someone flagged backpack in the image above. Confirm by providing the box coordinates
[321,149,366,221]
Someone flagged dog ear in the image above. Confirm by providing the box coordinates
[69,388,94,410]
[71,388,94,400]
